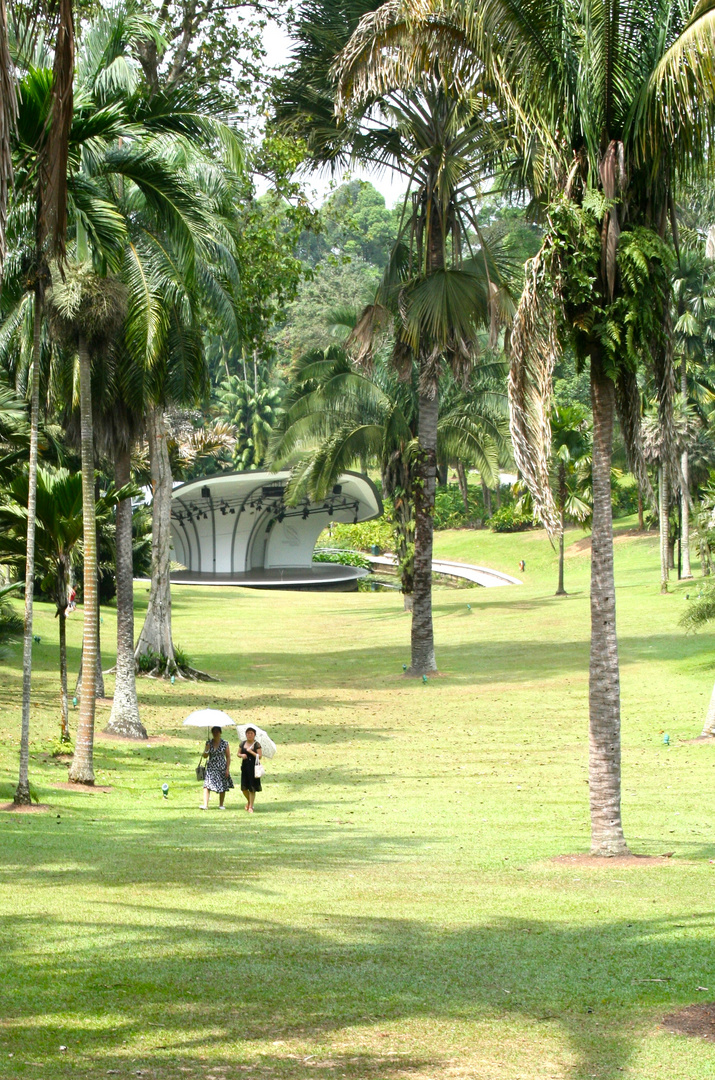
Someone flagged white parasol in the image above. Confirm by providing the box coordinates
[183,709,236,736]
[236,723,277,759]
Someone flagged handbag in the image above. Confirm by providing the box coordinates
[196,751,206,782]
[254,749,265,779]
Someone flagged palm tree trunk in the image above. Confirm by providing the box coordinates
[0,0,17,284]
[14,291,42,804]
[69,332,97,785]
[637,491,644,531]
[588,356,628,856]
[135,407,176,673]
[659,466,669,593]
[456,460,470,514]
[556,510,566,596]
[75,602,104,699]
[481,481,492,518]
[701,680,715,738]
[409,383,438,675]
[59,603,69,742]
[681,362,692,579]
[107,443,147,738]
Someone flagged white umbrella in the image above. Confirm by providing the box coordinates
[236,723,277,759]
[183,709,236,732]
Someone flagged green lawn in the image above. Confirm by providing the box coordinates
[1,521,714,1080]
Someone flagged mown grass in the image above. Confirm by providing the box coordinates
[1,519,714,1080]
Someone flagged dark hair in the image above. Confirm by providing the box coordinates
[245,726,256,735]
[211,725,222,735]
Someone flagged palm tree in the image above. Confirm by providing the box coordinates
[338,0,715,850]
[0,466,129,741]
[276,16,510,670]
[46,265,127,783]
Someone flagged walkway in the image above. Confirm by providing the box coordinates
[367,553,522,588]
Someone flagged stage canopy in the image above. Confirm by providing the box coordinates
[169,470,382,590]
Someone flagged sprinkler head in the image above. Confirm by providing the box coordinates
[72,696,77,708]
[402,663,407,672]
[422,674,428,684]
[663,733,670,745]
[170,675,175,684]
[33,635,41,644]
[162,783,169,799]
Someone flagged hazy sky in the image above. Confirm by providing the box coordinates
[260,16,408,209]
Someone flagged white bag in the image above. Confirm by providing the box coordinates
[254,756,265,778]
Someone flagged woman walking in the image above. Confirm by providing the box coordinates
[201,725,234,809]
[239,726,263,812]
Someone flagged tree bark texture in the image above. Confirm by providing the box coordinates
[556,464,566,596]
[58,606,69,741]
[75,613,105,699]
[456,460,470,514]
[135,407,176,672]
[637,491,644,532]
[681,363,692,579]
[588,358,629,855]
[659,467,669,593]
[556,514,566,596]
[701,680,715,738]
[107,444,147,738]
[69,334,97,785]
[15,292,42,804]
[409,388,438,675]
[481,481,492,519]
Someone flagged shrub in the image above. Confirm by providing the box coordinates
[319,515,395,553]
[313,548,370,570]
[489,505,534,532]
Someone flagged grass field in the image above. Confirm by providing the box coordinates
[1,519,714,1080]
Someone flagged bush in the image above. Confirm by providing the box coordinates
[612,475,639,517]
[489,505,534,532]
[319,515,395,553]
[313,548,370,570]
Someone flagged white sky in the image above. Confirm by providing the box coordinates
[259,17,407,209]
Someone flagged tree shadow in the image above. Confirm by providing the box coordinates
[1,906,713,1079]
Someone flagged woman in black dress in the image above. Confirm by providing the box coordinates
[239,726,262,813]
[201,726,234,810]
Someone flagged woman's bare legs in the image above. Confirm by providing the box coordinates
[248,790,256,811]
[242,787,250,810]
[202,788,210,809]
[219,791,226,807]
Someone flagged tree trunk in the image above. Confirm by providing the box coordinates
[69,333,98,785]
[556,464,567,596]
[14,291,42,804]
[701,680,715,738]
[456,460,470,514]
[58,602,69,742]
[135,407,176,673]
[481,481,492,519]
[556,511,566,596]
[436,461,448,487]
[637,491,644,531]
[107,443,147,738]
[588,357,629,856]
[659,466,669,593]
[409,386,438,675]
[75,609,104,699]
[681,361,692,579]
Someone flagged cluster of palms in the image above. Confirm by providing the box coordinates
[273,0,715,855]
[0,5,253,800]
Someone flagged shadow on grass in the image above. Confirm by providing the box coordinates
[0,905,712,1079]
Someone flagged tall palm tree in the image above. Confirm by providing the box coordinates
[46,265,127,783]
[276,14,510,670]
[337,0,715,851]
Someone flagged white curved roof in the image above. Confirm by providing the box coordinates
[170,470,382,578]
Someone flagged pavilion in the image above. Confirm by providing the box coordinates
[169,470,382,590]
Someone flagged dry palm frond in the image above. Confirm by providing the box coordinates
[346,303,390,369]
[0,0,17,282]
[507,247,559,535]
[40,0,74,262]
